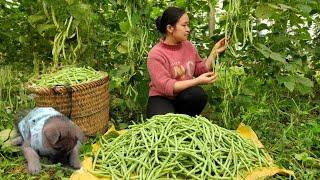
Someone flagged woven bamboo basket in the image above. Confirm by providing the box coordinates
[27,73,109,136]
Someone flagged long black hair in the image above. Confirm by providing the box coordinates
[156,7,185,34]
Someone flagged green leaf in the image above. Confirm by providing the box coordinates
[278,4,296,11]
[309,122,320,133]
[0,129,19,152]
[68,3,93,22]
[256,23,269,31]
[211,0,219,7]
[37,24,56,35]
[175,0,186,8]
[28,15,46,25]
[119,123,129,129]
[150,7,161,19]
[0,129,17,143]
[277,75,295,92]
[1,142,20,152]
[80,142,93,154]
[267,3,280,10]
[254,43,272,58]
[104,131,120,140]
[0,129,11,143]
[117,44,128,54]
[119,21,130,32]
[297,4,312,14]
[284,81,295,92]
[235,94,254,106]
[296,28,312,40]
[18,36,27,44]
[295,83,313,95]
[294,75,314,88]
[116,41,129,54]
[131,13,140,27]
[115,64,130,77]
[270,52,286,63]
[66,0,75,5]
[255,5,272,19]
[273,35,290,44]
[295,152,309,161]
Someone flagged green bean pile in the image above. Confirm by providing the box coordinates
[29,66,105,88]
[93,114,272,179]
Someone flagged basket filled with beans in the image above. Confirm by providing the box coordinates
[27,66,109,136]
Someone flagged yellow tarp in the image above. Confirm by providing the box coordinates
[70,123,294,180]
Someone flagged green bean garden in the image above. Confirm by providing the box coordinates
[1,0,319,179]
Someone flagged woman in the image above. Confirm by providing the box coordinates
[147,6,227,118]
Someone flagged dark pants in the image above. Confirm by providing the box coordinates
[146,86,208,118]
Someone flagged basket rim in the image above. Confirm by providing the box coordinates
[26,72,109,94]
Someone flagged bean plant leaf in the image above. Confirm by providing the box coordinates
[255,5,272,19]
[277,75,295,92]
[295,83,314,95]
[254,43,272,58]
[117,41,128,54]
[175,0,186,7]
[68,3,93,22]
[235,94,254,106]
[267,3,280,10]
[115,64,130,77]
[0,129,11,143]
[119,123,129,129]
[28,15,46,25]
[297,4,312,14]
[309,121,320,133]
[1,142,20,152]
[37,24,56,35]
[18,36,27,44]
[278,4,296,12]
[256,23,269,31]
[65,0,74,5]
[294,75,314,88]
[294,152,309,161]
[270,52,286,63]
[210,0,219,7]
[0,129,17,143]
[284,81,295,92]
[119,21,130,32]
[296,28,312,40]
[150,7,161,19]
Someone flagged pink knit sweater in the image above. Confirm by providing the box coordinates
[147,39,209,98]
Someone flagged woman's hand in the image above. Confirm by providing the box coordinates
[173,72,218,93]
[196,72,218,85]
[210,37,229,56]
[205,38,229,71]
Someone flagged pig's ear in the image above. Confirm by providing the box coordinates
[44,127,60,145]
[73,125,87,143]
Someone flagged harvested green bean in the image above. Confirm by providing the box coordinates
[92,114,272,179]
[28,66,105,88]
